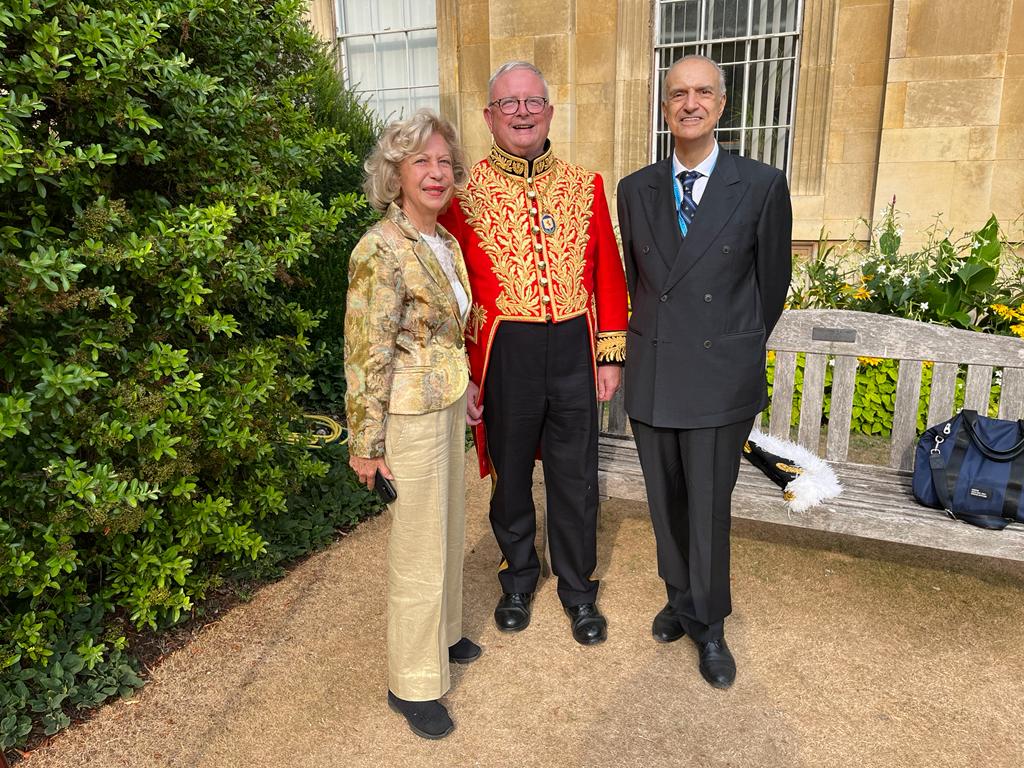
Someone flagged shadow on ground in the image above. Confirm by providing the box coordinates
[20,451,1024,768]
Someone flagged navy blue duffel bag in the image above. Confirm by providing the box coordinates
[912,409,1024,530]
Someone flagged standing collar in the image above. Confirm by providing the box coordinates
[488,141,556,179]
[671,141,720,179]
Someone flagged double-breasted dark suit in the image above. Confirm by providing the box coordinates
[616,146,792,641]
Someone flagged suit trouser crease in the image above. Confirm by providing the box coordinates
[630,416,753,643]
[483,316,600,606]
[384,391,467,701]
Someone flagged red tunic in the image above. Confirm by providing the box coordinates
[440,143,628,477]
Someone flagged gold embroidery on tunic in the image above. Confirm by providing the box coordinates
[467,303,487,344]
[459,157,594,321]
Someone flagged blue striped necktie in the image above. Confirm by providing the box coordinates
[678,170,701,237]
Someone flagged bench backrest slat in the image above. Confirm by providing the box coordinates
[769,350,798,439]
[926,362,958,427]
[1000,368,1024,420]
[797,352,828,453]
[891,359,923,469]
[825,355,858,461]
[963,365,994,413]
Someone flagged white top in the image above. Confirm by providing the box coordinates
[421,231,470,320]
[671,141,720,206]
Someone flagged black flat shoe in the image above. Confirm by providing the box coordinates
[494,592,533,632]
[564,602,607,645]
[698,637,736,689]
[448,637,482,664]
[652,603,685,643]
[387,691,454,740]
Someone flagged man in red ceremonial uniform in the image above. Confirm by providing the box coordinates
[440,61,628,645]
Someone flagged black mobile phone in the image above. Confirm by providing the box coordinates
[374,469,397,503]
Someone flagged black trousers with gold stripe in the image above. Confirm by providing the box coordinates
[482,315,600,607]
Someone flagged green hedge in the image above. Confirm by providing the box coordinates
[1,0,378,750]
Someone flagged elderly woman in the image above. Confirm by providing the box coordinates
[344,109,479,740]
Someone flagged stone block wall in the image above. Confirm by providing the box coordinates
[875,0,1024,243]
[306,0,1024,244]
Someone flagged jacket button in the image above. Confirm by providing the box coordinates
[703,340,712,349]
[722,245,731,255]
[660,294,668,302]
[704,293,712,302]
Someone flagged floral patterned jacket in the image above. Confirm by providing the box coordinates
[344,203,471,458]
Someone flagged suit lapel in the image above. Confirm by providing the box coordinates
[661,148,747,293]
[639,157,681,274]
[412,239,462,324]
[386,205,463,325]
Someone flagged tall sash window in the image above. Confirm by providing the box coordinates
[336,0,439,120]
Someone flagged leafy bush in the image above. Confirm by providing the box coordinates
[1,0,377,750]
[790,201,1024,334]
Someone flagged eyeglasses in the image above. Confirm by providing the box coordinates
[488,96,548,115]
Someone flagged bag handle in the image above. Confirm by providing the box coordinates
[961,410,1024,461]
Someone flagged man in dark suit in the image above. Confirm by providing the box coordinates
[616,55,792,688]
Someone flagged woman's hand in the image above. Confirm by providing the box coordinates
[349,454,393,490]
[466,380,484,426]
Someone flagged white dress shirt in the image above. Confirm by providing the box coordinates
[671,142,720,206]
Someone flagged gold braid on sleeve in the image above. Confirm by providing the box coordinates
[595,331,626,363]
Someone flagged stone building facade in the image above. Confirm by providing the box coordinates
[307,0,1024,246]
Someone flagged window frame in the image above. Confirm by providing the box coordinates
[651,0,803,174]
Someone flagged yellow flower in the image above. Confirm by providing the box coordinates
[858,356,883,366]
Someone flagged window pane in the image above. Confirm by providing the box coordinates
[409,29,438,87]
[376,32,410,89]
[659,0,700,45]
[709,0,751,39]
[375,0,407,30]
[345,37,377,92]
[379,88,411,121]
[408,0,437,28]
[341,0,373,34]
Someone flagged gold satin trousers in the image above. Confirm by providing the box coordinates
[383,391,467,700]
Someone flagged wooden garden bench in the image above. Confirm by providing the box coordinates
[598,309,1024,561]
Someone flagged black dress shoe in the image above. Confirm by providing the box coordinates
[387,691,454,739]
[494,592,533,632]
[448,637,481,664]
[652,603,685,643]
[564,602,608,645]
[698,637,736,689]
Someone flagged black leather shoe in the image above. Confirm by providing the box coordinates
[494,592,533,632]
[564,602,608,645]
[652,603,685,643]
[387,691,454,739]
[448,637,481,664]
[698,637,736,689]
